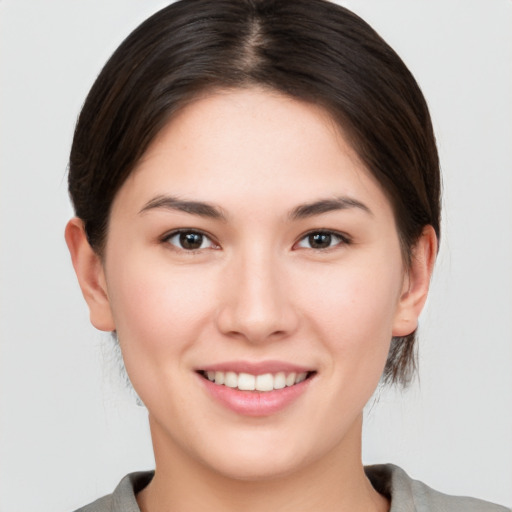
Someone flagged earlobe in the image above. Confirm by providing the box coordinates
[392,225,438,337]
[64,218,116,332]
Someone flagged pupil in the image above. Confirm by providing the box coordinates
[310,233,331,248]
[180,232,203,249]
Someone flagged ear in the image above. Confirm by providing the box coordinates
[64,218,116,331]
[392,225,438,337]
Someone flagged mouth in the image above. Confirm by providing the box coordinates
[197,370,316,392]
[196,364,316,416]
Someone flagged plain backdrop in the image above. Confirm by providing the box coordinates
[1,1,511,511]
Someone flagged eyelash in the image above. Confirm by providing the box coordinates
[161,229,219,252]
[161,229,351,252]
[294,230,352,251]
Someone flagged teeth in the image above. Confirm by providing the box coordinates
[274,372,286,389]
[255,373,274,391]
[285,372,296,386]
[224,371,238,388]
[204,370,310,392]
[238,372,255,390]
[296,372,308,383]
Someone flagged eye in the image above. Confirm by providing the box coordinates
[295,230,350,250]
[163,230,218,251]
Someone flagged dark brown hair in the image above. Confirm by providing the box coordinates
[68,0,441,386]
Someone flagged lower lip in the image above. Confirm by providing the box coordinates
[198,374,313,417]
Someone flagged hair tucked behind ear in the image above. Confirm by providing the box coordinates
[68,0,441,386]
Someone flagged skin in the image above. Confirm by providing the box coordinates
[66,88,436,512]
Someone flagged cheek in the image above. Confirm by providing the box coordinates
[302,259,402,373]
[306,262,401,335]
[105,257,217,357]
[104,258,222,414]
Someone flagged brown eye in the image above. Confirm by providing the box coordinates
[296,231,349,250]
[180,232,204,249]
[165,230,215,251]
[308,233,333,249]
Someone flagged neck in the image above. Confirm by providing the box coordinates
[137,414,389,512]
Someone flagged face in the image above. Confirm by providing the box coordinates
[95,89,412,480]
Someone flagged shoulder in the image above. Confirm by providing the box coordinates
[73,494,112,512]
[72,471,154,512]
[365,464,510,512]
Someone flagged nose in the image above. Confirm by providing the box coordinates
[215,249,299,344]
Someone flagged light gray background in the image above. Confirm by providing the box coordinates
[1,1,511,511]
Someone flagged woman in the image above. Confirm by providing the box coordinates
[63,0,508,510]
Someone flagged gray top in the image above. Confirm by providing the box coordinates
[74,464,510,512]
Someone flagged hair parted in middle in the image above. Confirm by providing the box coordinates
[68,0,441,386]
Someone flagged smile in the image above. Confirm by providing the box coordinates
[199,370,310,392]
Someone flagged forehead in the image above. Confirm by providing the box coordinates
[113,88,392,219]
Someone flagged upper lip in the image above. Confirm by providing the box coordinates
[197,360,314,375]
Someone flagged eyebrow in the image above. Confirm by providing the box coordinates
[290,196,373,220]
[139,194,371,221]
[139,195,227,220]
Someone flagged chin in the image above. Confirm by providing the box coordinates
[192,425,332,483]
[205,449,307,482]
